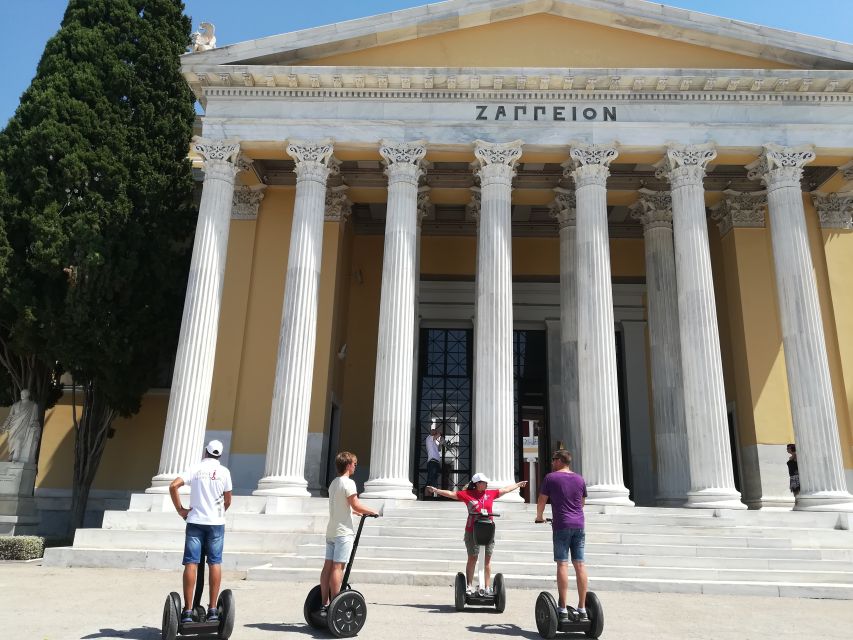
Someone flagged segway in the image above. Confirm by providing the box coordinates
[535,591,603,639]
[161,549,235,640]
[454,511,506,613]
[304,514,380,637]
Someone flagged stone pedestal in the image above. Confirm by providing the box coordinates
[0,462,39,535]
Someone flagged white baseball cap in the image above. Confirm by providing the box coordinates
[471,473,490,484]
[206,440,224,457]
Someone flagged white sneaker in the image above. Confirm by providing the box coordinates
[465,585,474,595]
[485,587,494,596]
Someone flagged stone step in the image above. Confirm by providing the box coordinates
[297,542,853,571]
[43,547,269,571]
[101,510,327,532]
[244,566,853,599]
[71,528,310,553]
[262,553,853,584]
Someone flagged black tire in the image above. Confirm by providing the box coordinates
[454,572,466,612]
[493,573,506,613]
[217,589,236,639]
[161,592,179,640]
[303,584,325,629]
[328,589,367,638]
[535,591,558,639]
[585,592,604,639]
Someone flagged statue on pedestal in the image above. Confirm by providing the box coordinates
[1,389,40,463]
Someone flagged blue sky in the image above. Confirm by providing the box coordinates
[0,0,851,125]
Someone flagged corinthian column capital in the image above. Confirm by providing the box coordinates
[746,144,815,188]
[417,186,434,224]
[550,187,577,228]
[193,137,241,180]
[325,185,352,222]
[566,143,618,188]
[630,189,673,231]
[841,160,853,183]
[473,140,523,186]
[812,191,853,229]
[286,139,336,183]
[466,187,482,222]
[232,184,267,220]
[709,189,768,236]
[655,143,716,188]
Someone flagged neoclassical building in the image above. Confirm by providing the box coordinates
[10,0,853,527]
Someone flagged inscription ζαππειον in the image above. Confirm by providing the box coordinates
[475,105,616,121]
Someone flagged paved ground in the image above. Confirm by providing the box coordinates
[5,562,853,639]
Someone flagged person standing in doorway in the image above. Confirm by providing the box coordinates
[535,449,588,623]
[319,451,379,619]
[425,421,443,498]
[169,440,232,625]
[787,443,800,497]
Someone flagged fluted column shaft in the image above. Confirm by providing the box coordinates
[749,146,853,511]
[363,142,427,499]
[552,189,581,471]
[631,193,689,505]
[149,139,240,491]
[569,144,632,505]
[472,140,523,500]
[660,144,744,509]
[255,141,334,496]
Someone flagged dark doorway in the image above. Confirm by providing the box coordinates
[414,329,473,496]
[615,330,633,500]
[513,330,548,502]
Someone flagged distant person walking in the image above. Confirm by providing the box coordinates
[535,449,588,623]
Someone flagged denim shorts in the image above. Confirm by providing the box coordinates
[183,523,225,565]
[553,528,585,563]
[325,535,354,563]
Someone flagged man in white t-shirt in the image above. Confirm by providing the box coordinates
[319,451,379,618]
[169,439,233,625]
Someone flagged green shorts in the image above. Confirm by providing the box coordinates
[463,530,495,557]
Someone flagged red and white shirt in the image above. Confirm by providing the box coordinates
[456,489,499,532]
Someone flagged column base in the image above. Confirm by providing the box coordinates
[684,488,746,510]
[586,485,634,506]
[253,475,310,497]
[145,473,178,494]
[794,490,853,512]
[361,479,416,500]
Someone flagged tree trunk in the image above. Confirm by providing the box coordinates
[67,380,117,538]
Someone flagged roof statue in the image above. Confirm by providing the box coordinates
[191,22,216,53]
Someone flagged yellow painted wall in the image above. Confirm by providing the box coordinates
[309,14,796,69]
[718,226,794,450]
[31,392,168,491]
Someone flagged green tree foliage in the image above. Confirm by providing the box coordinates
[0,0,197,532]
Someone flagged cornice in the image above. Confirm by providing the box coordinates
[185,66,853,104]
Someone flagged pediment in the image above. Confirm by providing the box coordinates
[184,0,853,71]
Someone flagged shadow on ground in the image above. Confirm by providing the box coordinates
[245,621,327,637]
[397,602,502,614]
[466,623,542,638]
[81,627,160,639]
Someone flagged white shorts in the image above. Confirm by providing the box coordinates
[325,535,354,563]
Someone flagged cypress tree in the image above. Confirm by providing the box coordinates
[0,0,197,533]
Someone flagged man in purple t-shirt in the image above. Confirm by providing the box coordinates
[535,449,588,622]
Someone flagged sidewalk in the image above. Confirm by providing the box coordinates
[4,562,852,639]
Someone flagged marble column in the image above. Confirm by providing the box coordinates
[148,138,241,492]
[748,146,853,511]
[255,140,336,496]
[472,140,523,500]
[550,188,582,471]
[657,143,744,509]
[567,143,632,505]
[630,190,689,505]
[363,141,427,499]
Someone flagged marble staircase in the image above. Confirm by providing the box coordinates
[43,496,853,599]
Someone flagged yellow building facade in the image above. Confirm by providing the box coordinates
[7,0,853,530]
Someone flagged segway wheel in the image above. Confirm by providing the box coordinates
[193,605,206,622]
[328,589,367,638]
[584,591,604,639]
[217,589,236,639]
[493,573,506,613]
[454,572,466,612]
[535,591,558,639]
[161,592,179,640]
[303,584,325,629]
